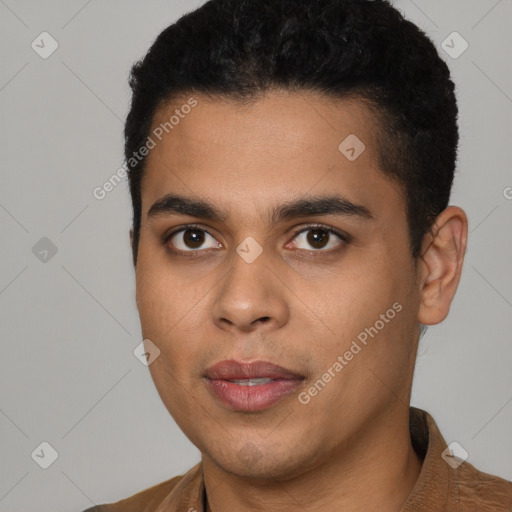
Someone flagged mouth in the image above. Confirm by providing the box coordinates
[225,377,276,386]
[203,360,305,412]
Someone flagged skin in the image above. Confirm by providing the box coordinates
[131,89,468,512]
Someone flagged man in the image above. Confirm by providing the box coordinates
[85,0,512,510]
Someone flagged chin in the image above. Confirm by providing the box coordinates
[207,441,314,481]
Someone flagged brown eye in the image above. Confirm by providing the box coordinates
[183,228,205,249]
[307,229,330,249]
[168,227,221,252]
[291,227,345,251]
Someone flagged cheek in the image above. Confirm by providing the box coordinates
[146,353,203,445]
[135,254,193,334]
[308,262,396,332]
[135,272,169,337]
[135,264,209,376]
[305,251,417,375]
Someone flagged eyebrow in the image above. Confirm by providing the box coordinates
[147,193,374,224]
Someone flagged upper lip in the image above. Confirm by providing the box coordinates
[204,360,305,380]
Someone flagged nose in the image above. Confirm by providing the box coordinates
[212,250,289,333]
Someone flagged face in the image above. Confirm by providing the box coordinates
[135,90,422,479]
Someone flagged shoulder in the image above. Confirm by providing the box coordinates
[408,407,512,510]
[81,474,184,512]
[457,461,512,511]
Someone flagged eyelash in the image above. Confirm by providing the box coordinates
[163,223,351,257]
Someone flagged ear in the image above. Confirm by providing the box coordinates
[417,206,468,325]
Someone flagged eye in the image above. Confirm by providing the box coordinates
[288,225,348,252]
[164,223,349,255]
[166,225,222,252]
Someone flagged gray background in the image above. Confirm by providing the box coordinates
[0,1,510,510]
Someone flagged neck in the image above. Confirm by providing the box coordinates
[203,406,422,512]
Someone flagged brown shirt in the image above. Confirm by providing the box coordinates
[84,407,512,511]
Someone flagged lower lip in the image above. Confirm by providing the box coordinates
[205,378,303,412]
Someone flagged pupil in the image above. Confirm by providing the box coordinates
[184,229,204,248]
[307,229,328,249]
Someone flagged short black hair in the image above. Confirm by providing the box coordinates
[125,0,458,266]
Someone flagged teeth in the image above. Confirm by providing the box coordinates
[229,378,275,386]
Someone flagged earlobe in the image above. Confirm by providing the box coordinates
[417,206,468,325]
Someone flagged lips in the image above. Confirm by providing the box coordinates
[204,360,305,412]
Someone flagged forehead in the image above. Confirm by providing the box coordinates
[147,90,380,163]
[141,90,404,223]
